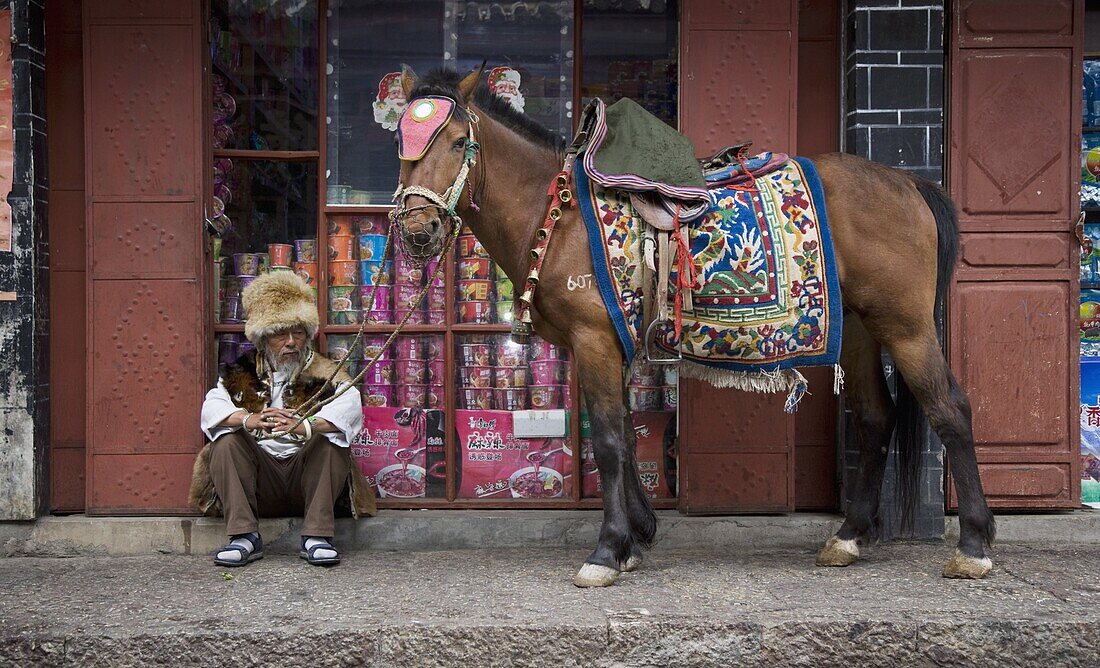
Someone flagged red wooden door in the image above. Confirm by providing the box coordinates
[678,0,799,513]
[83,0,208,513]
[946,0,1082,509]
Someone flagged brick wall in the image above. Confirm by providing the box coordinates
[0,0,48,519]
[842,0,945,540]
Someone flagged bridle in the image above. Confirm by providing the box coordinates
[390,100,481,261]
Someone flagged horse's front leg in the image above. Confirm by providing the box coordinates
[570,327,654,587]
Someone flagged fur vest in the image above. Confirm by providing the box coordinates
[188,350,376,518]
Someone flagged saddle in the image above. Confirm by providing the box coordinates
[574,99,770,364]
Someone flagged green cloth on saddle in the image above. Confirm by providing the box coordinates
[591,98,707,190]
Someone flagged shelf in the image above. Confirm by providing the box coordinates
[214,149,319,161]
[325,204,395,214]
[322,324,448,334]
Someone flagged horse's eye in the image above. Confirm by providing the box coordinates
[452,138,466,151]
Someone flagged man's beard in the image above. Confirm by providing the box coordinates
[265,348,306,377]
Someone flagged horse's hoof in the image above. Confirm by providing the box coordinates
[620,554,643,573]
[574,563,621,587]
[942,549,992,579]
[815,536,859,567]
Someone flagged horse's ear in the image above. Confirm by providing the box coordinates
[400,64,418,99]
[457,61,486,102]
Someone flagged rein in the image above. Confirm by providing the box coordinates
[270,102,479,437]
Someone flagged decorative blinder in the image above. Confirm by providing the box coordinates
[397,96,457,161]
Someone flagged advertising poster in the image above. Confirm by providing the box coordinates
[455,409,572,499]
[1082,360,1100,509]
[352,407,446,498]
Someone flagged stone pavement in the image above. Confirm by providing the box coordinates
[1,542,1097,667]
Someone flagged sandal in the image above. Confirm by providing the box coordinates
[213,532,264,567]
[299,537,341,566]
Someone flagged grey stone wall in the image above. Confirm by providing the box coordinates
[841,0,945,540]
[0,0,47,520]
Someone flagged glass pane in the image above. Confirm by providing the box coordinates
[326,0,574,204]
[213,159,318,323]
[325,214,445,325]
[581,0,678,127]
[455,333,574,500]
[581,380,678,500]
[210,0,318,151]
[455,228,511,324]
[350,333,447,498]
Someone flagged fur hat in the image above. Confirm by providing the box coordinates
[242,271,319,346]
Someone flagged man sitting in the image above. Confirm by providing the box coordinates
[190,271,374,567]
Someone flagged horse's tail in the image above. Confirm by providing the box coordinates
[893,177,960,532]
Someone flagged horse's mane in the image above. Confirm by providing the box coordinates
[407,67,566,155]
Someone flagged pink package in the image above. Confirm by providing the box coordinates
[528,339,562,361]
[363,360,395,385]
[493,366,527,388]
[529,384,563,409]
[394,336,424,360]
[362,384,394,408]
[459,386,494,410]
[456,410,571,499]
[528,360,564,385]
[398,384,427,408]
[494,340,527,367]
[459,366,493,388]
[396,358,428,384]
[352,407,447,498]
[458,343,492,367]
[363,335,392,362]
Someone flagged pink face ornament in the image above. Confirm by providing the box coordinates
[397,96,457,161]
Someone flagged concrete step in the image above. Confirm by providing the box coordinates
[2,543,1096,667]
[2,509,1099,557]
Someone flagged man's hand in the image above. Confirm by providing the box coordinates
[257,407,295,434]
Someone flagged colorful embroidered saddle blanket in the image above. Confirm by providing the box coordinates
[575,155,843,411]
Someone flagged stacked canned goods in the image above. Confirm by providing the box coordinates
[627,362,678,412]
[358,334,444,409]
[455,335,570,411]
[327,217,360,324]
[455,229,515,324]
[354,216,394,324]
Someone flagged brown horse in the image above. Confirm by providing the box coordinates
[392,66,995,587]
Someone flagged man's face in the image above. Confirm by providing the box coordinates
[266,327,308,361]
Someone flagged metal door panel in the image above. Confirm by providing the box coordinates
[88,453,197,514]
[49,189,86,272]
[957,0,1074,48]
[50,270,86,446]
[949,463,1073,508]
[680,452,793,513]
[951,282,1068,448]
[683,0,791,30]
[49,447,86,512]
[85,1,194,21]
[680,30,794,156]
[47,31,84,191]
[958,233,1070,273]
[86,23,196,197]
[90,201,199,279]
[90,280,202,455]
[954,51,1072,220]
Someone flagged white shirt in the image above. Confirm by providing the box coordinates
[200,370,364,459]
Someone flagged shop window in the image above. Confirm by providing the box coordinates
[326,0,574,204]
[209,0,679,508]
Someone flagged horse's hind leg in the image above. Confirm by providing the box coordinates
[817,315,896,567]
[883,327,995,578]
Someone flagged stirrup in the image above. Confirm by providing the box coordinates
[643,318,681,365]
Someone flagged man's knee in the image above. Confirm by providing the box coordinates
[211,432,253,462]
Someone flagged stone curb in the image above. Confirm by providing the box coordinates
[2,618,1091,667]
[2,509,1098,557]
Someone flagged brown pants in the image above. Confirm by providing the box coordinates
[208,431,350,538]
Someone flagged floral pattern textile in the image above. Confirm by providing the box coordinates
[575,156,841,373]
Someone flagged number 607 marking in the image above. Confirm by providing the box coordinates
[567,274,594,291]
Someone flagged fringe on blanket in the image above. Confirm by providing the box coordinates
[678,362,810,413]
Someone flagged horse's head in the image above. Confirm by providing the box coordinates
[392,64,485,260]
